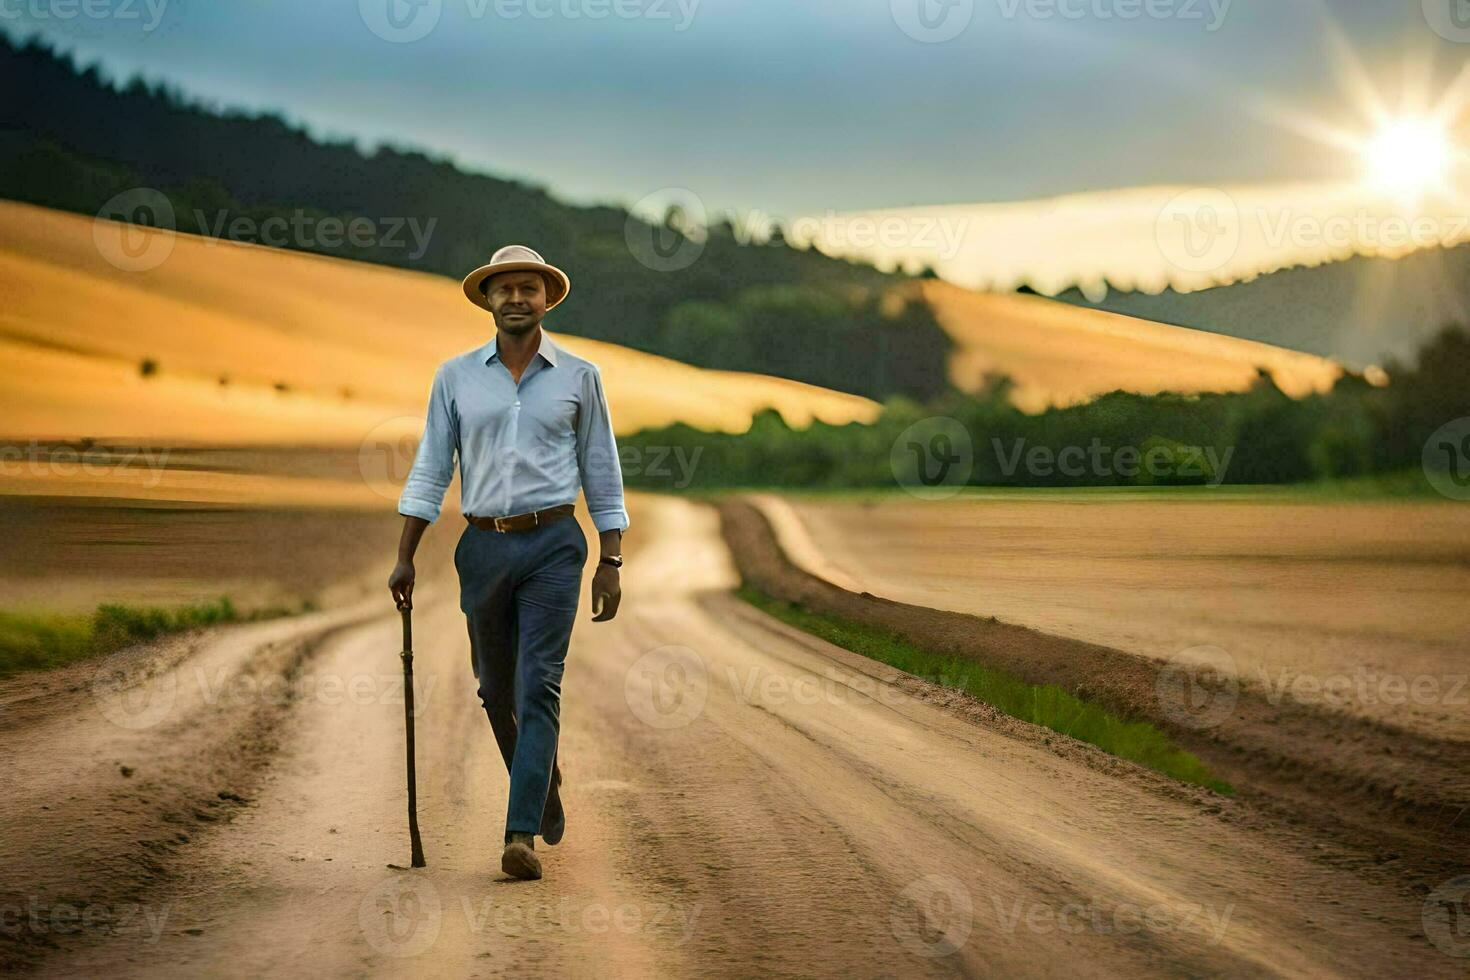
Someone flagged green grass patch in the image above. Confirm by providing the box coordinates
[686,471,1447,505]
[738,585,1231,794]
[0,596,316,679]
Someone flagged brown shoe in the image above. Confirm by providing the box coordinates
[501,835,542,880]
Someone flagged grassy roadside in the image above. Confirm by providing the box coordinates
[737,584,1232,795]
[683,469,1445,504]
[0,596,316,679]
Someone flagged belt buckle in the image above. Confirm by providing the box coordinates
[493,515,507,533]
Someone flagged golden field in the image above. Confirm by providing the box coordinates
[0,200,882,450]
[916,279,1343,412]
[1,200,1350,448]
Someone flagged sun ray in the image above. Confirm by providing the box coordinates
[1307,0,1390,125]
[1240,94,1364,155]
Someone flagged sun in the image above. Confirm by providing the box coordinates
[1361,117,1453,195]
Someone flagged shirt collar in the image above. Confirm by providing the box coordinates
[484,329,559,368]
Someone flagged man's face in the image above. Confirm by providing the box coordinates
[483,271,549,335]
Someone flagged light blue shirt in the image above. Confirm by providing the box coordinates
[397,330,630,533]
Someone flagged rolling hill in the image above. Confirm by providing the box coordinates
[0,200,882,451]
[1051,242,1470,368]
[915,279,1342,412]
[1,197,1352,473]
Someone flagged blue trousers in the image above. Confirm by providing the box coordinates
[455,513,586,840]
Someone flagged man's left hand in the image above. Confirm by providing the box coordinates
[591,564,621,621]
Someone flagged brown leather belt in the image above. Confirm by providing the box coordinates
[465,503,575,533]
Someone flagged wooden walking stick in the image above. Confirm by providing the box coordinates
[397,598,427,868]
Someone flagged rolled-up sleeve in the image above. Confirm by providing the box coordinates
[397,365,458,524]
[576,364,630,533]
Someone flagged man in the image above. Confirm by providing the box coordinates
[388,245,628,881]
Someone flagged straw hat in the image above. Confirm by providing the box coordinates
[461,244,571,313]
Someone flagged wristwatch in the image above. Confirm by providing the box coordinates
[599,554,624,569]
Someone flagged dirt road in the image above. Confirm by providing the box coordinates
[2,494,1459,977]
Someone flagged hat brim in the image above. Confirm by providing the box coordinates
[462,261,571,313]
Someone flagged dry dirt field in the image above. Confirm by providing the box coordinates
[755,490,1470,742]
[0,447,444,615]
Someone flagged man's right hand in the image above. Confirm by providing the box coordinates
[389,560,416,608]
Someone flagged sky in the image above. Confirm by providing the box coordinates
[5,0,1468,225]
